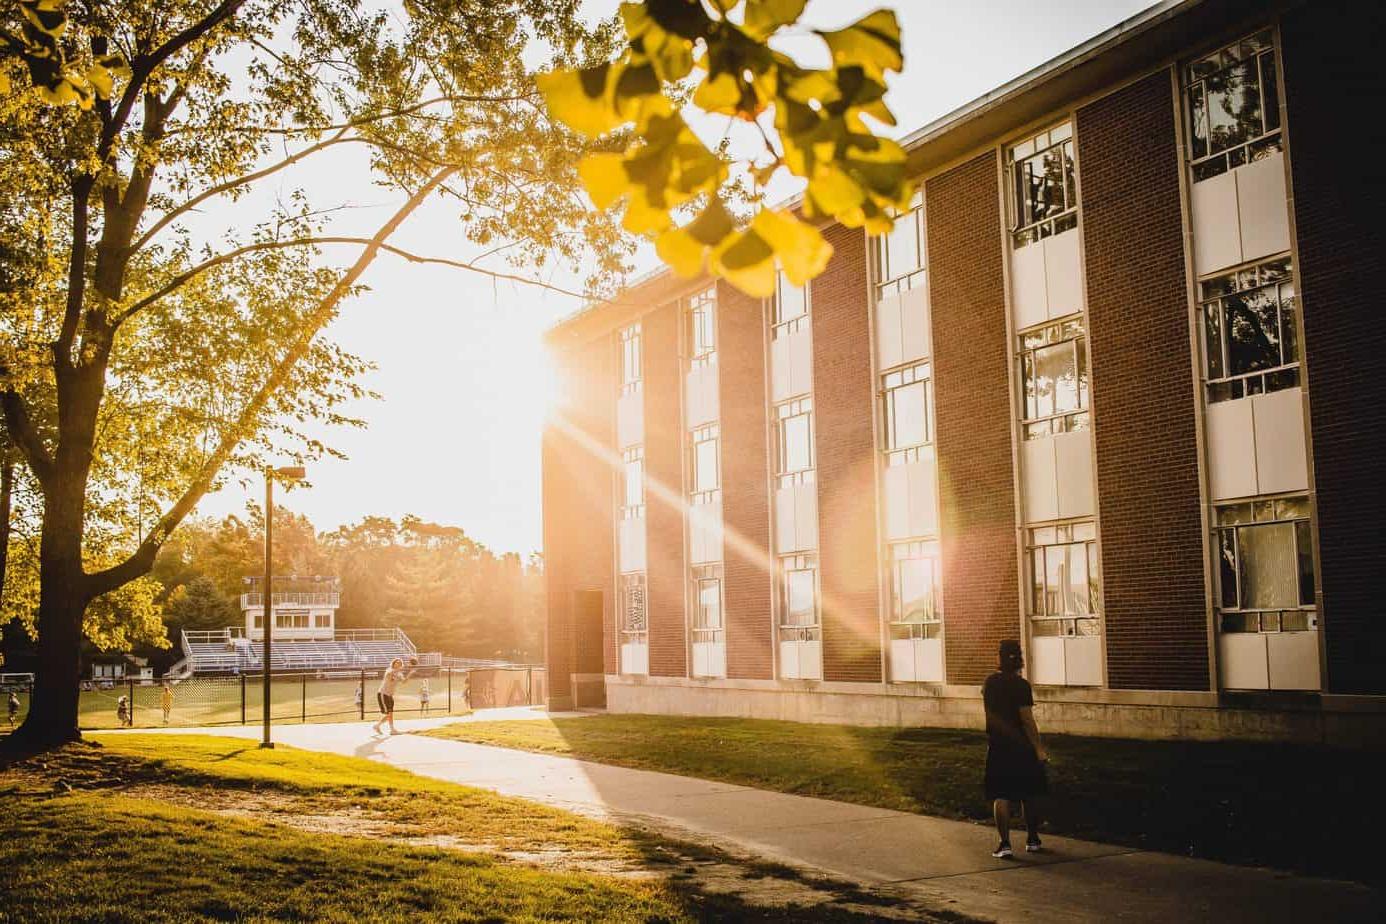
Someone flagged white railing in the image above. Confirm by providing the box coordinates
[240,591,341,608]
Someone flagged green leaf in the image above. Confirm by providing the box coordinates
[744,0,808,40]
[817,10,903,81]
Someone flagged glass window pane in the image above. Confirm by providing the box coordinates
[1225,288,1281,376]
[781,414,811,473]
[883,210,919,281]
[1065,543,1088,615]
[1205,60,1262,155]
[1239,522,1297,608]
[624,459,643,507]
[698,580,721,628]
[1279,284,1298,365]
[1204,306,1225,380]
[1036,341,1079,414]
[695,438,718,492]
[1295,521,1316,606]
[897,558,932,622]
[1021,353,1039,419]
[888,381,927,449]
[1045,547,1065,615]
[1218,530,1239,609]
[786,570,815,625]
[776,272,807,324]
[1030,548,1046,615]
[1260,51,1280,132]
[1086,543,1101,614]
[1188,85,1209,160]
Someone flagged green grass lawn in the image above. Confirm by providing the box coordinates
[426,714,1383,884]
[0,734,683,923]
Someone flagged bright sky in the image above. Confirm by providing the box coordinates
[194,0,1157,555]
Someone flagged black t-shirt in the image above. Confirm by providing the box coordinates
[982,670,1034,750]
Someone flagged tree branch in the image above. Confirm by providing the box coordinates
[85,167,459,599]
[0,389,54,488]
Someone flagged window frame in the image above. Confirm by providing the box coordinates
[1183,28,1282,183]
[619,323,642,395]
[874,190,926,300]
[619,572,648,638]
[881,362,934,465]
[888,540,943,640]
[620,446,645,519]
[777,553,821,641]
[689,422,720,504]
[1214,495,1317,633]
[773,397,815,488]
[771,269,810,339]
[690,563,724,644]
[687,287,717,369]
[1006,122,1078,247]
[1198,256,1299,403]
[1025,520,1101,638]
[1017,316,1090,439]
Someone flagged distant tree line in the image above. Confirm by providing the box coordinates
[2,506,544,675]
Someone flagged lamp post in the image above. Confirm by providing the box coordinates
[261,465,306,749]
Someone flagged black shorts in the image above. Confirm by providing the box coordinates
[377,692,395,714]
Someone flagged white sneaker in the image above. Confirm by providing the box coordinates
[992,843,1013,859]
[1025,838,1044,853]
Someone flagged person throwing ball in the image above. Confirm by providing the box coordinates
[371,656,418,736]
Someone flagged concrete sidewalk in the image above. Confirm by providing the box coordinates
[108,712,1378,923]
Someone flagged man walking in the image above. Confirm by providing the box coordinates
[982,639,1048,858]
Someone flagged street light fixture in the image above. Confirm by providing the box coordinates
[261,464,307,749]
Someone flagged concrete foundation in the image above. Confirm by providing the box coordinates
[604,675,1386,749]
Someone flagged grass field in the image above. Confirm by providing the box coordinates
[426,714,1383,885]
[0,734,961,922]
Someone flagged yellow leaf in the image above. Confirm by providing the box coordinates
[655,226,706,277]
[537,63,623,137]
[0,71,9,96]
[622,188,674,235]
[711,228,776,298]
[751,209,833,287]
[806,164,865,215]
[86,64,113,99]
[817,10,903,80]
[693,71,741,113]
[744,0,808,40]
[577,153,629,209]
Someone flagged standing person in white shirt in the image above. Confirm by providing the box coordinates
[371,657,417,736]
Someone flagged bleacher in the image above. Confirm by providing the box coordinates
[180,628,418,675]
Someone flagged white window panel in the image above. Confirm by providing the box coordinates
[875,291,905,371]
[1010,242,1048,331]
[899,286,931,363]
[1252,387,1308,495]
[1266,631,1320,690]
[1219,633,1270,689]
[1043,229,1083,321]
[1205,396,1258,501]
[1238,152,1290,263]
[1022,437,1059,523]
[618,518,646,573]
[1191,168,1241,274]
[617,391,643,448]
[1054,429,1095,520]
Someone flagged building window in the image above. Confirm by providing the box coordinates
[875,190,925,299]
[1199,257,1299,402]
[314,613,331,629]
[778,554,820,641]
[772,269,809,338]
[620,573,647,635]
[1215,496,1316,633]
[688,287,717,369]
[1026,521,1100,637]
[1018,317,1089,439]
[1007,122,1077,247]
[619,324,641,394]
[889,540,942,639]
[1184,28,1280,182]
[773,398,814,488]
[881,362,933,464]
[620,446,645,519]
[691,564,723,636]
[689,423,720,501]
[276,609,310,629]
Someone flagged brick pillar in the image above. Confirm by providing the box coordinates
[717,280,774,679]
[542,336,615,708]
[811,222,883,683]
[926,151,1019,686]
[1077,70,1210,691]
[1282,1,1386,694]
[643,301,688,677]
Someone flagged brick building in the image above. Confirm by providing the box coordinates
[541,0,1386,744]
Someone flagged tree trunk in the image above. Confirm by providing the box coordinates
[9,487,88,749]
[0,447,13,600]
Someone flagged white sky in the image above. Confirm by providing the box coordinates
[194,0,1156,555]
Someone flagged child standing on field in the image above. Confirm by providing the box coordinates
[116,694,130,727]
[7,691,19,726]
[160,682,174,724]
[419,678,430,714]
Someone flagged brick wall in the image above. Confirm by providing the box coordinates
[812,222,884,682]
[542,335,615,703]
[1281,1,1386,695]
[717,280,775,679]
[926,151,1019,686]
[1077,70,1210,691]
[643,301,689,677]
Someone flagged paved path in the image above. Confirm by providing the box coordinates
[106,711,1379,923]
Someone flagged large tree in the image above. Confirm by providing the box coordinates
[0,0,622,748]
